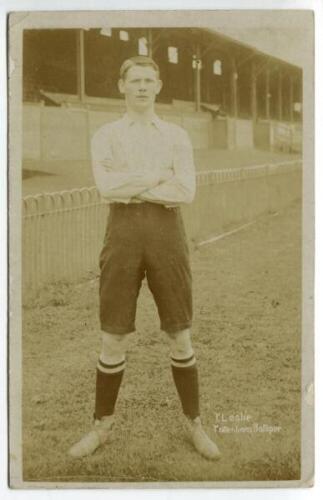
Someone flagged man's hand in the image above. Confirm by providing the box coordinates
[139,167,173,188]
[158,167,174,184]
[101,158,114,172]
[130,168,175,203]
[143,169,162,188]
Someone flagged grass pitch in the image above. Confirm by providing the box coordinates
[22,201,301,484]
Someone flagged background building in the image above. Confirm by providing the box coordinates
[22,27,302,164]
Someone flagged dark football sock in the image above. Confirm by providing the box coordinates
[171,354,200,420]
[94,357,125,420]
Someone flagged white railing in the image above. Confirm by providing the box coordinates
[22,160,302,292]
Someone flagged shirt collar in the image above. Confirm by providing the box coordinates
[121,112,164,133]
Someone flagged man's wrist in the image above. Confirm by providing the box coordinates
[158,168,174,184]
[146,170,161,188]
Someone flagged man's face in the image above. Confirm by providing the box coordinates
[118,65,162,112]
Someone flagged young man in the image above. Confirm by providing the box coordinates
[68,55,220,461]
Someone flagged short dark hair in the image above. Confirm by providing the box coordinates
[119,56,160,80]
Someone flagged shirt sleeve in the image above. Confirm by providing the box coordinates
[139,127,196,205]
[91,126,160,202]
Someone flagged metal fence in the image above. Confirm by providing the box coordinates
[22,160,302,292]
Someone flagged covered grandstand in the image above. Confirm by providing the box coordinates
[23,27,302,117]
[24,28,302,137]
[22,26,302,193]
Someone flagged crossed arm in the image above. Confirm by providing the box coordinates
[91,127,196,205]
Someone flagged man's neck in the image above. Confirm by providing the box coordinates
[126,108,156,123]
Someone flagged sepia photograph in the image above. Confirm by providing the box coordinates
[8,8,314,488]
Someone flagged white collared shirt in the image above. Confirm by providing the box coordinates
[91,113,196,205]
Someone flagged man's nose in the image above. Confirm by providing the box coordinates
[138,80,148,90]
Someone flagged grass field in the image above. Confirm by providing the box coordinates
[22,199,301,484]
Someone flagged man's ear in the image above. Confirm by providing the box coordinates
[156,79,163,95]
[118,78,125,94]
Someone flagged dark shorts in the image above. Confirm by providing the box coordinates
[99,202,192,335]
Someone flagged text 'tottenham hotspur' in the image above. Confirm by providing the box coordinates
[213,412,282,434]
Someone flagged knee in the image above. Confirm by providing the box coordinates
[166,329,194,359]
[101,332,129,363]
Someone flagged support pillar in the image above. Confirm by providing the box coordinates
[278,69,283,121]
[194,44,201,112]
[265,65,270,120]
[289,75,294,122]
[76,29,85,102]
[230,57,238,118]
[251,60,257,123]
[147,28,153,58]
